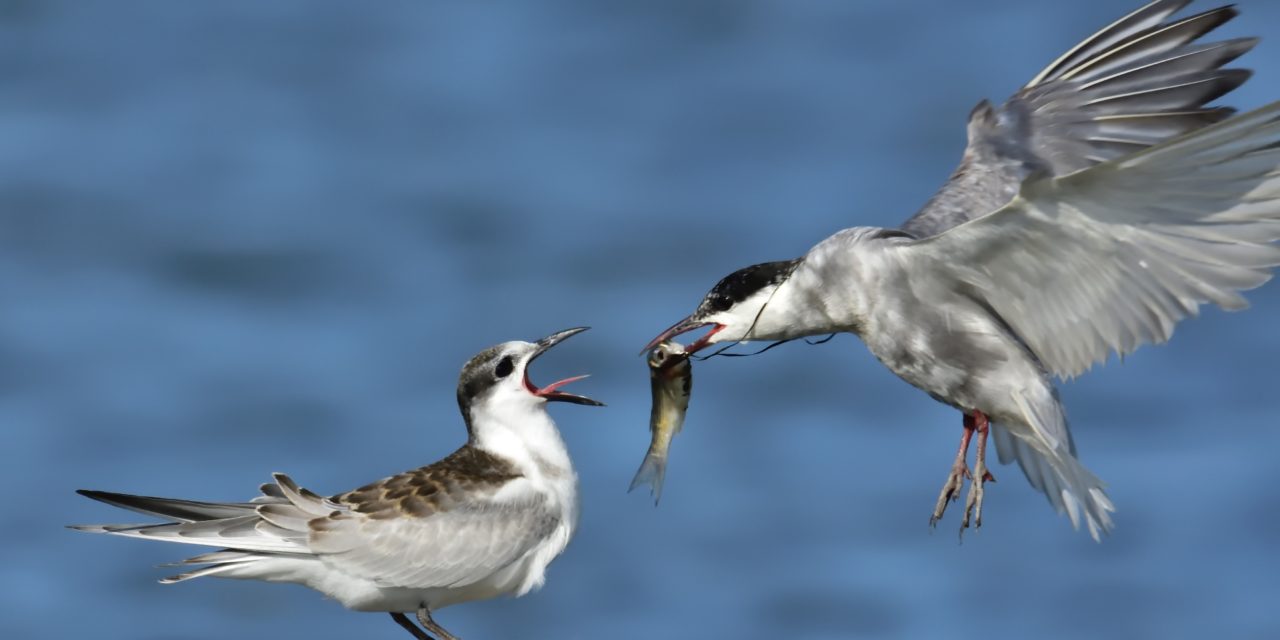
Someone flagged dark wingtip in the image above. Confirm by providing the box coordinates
[1215,67,1254,97]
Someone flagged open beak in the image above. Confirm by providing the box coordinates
[642,316,725,355]
[526,327,604,406]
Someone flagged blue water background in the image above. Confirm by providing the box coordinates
[7,1,1280,638]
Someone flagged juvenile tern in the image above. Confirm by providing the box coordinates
[72,327,602,640]
[647,0,1280,540]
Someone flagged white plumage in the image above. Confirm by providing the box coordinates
[74,328,601,640]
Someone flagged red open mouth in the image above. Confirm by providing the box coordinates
[523,371,599,405]
[524,327,605,407]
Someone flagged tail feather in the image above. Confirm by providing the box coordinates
[71,474,333,574]
[68,523,155,534]
[159,550,262,567]
[157,550,307,584]
[992,422,1115,541]
[159,563,246,584]
[74,515,305,553]
[75,489,257,522]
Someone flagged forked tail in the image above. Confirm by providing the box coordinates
[71,475,327,582]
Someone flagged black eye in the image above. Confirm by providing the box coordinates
[495,356,514,379]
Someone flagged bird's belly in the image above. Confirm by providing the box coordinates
[871,345,973,410]
[336,555,535,613]
[862,312,1034,414]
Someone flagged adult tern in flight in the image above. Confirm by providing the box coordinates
[647,0,1279,540]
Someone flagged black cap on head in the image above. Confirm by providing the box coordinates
[696,259,800,316]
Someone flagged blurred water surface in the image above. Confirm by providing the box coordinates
[6,1,1280,638]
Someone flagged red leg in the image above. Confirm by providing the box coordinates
[973,411,995,482]
[930,414,976,527]
[962,410,996,532]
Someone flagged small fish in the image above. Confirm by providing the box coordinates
[629,340,693,504]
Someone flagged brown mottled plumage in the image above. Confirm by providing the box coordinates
[72,328,600,640]
[332,447,521,520]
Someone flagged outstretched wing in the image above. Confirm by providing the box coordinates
[901,0,1254,237]
[902,101,1280,380]
[307,447,560,591]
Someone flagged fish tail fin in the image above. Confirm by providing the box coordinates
[628,452,668,505]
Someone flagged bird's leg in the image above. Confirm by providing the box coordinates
[931,413,976,527]
[417,606,461,640]
[961,410,996,533]
[390,612,434,640]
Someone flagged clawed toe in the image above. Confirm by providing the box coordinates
[935,410,995,534]
[960,462,995,534]
[931,464,968,526]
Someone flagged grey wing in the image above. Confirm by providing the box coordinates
[901,0,1253,238]
[902,101,1280,381]
[308,479,559,590]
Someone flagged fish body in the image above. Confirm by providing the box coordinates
[629,341,692,504]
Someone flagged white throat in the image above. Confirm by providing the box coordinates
[468,393,574,480]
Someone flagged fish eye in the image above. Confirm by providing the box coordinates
[495,356,514,379]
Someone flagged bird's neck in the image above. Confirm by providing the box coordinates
[467,399,580,560]
[745,253,873,341]
[468,400,574,482]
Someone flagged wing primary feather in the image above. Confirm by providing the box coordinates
[1028,0,1190,87]
[902,2,1251,237]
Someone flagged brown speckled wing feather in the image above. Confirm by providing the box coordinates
[330,446,521,519]
[306,446,560,590]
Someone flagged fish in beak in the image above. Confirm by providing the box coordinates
[641,317,725,355]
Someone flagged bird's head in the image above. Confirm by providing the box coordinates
[644,259,801,354]
[458,327,603,429]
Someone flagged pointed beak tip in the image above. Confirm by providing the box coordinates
[642,316,705,354]
[644,318,725,355]
[544,325,588,344]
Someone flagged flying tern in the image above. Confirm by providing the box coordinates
[647,0,1279,540]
